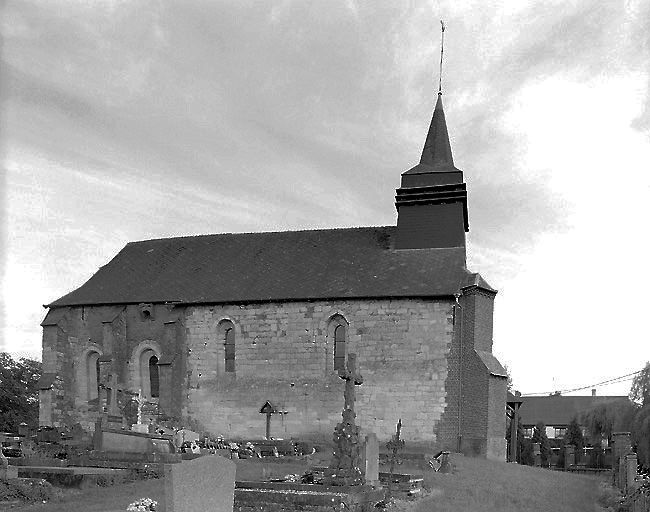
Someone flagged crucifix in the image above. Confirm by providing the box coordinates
[105,373,122,417]
[259,401,276,440]
[339,352,363,421]
[327,353,364,486]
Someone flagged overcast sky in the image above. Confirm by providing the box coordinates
[2,0,649,397]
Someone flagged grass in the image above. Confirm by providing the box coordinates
[415,453,606,512]
[2,453,610,512]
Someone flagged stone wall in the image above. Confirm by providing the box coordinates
[40,292,504,452]
[183,299,454,445]
[39,304,187,431]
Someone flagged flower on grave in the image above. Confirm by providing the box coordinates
[126,497,158,511]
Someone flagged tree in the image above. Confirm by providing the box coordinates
[503,364,513,392]
[630,363,650,467]
[532,421,552,466]
[581,400,637,442]
[565,417,584,450]
[0,353,42,431]
[630,362,650,407]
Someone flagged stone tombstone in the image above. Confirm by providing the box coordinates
[165,455,236,512]
[363,433,379,487]
[564,444,575,469]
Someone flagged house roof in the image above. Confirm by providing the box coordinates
[518,395,631,426]
[46,226,488,308]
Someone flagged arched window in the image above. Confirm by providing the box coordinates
[224,325,235,373]
[149,355,159,398]
[86,351,101,401]
[334,324,346,371]
[139,348,160,398]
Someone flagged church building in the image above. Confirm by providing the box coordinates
[39,92,508,460]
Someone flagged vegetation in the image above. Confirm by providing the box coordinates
[0,352,42,431]
[419,453,601,512]
[579,362,650,468]
[630,362,650,467]
[564,417,584,451]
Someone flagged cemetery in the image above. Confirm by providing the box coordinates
[0,353,430,511]
[2,353,646,511]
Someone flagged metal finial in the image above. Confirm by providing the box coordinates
[438,20,445,95]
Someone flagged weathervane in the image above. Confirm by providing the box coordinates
[438,20,445,94]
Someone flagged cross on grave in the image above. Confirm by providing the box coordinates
[106,374,121,416]
[339,352,363,420]
[327,353,365,486]
[259,401,277,440]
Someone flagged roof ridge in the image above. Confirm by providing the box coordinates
[127,225,397,245]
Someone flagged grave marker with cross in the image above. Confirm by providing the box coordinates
[326,353,364,486]
[259,401,277,440]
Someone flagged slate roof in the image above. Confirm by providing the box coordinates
[518,395,631,426]
[475,350,508,377]
[47,226,490,307]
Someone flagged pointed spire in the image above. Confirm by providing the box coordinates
[419,93,454,168]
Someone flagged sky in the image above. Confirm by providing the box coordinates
[1,0,649,397]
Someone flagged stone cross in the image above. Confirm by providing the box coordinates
[339,353,363,418]
[326,353,365,486]
[105,374,122,416]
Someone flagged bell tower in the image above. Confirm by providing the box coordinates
[394,92,469,253]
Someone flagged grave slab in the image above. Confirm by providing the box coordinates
[165,455,236,512]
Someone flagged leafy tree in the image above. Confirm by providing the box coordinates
[564,417,584,450]
[581,400,637,443]
[0,353,42,431]
[630,362,650,407]
[630,363,650,467]
[531,421,553,466]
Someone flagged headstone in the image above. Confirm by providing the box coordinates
[363,433,379,487]
[326,353,364,486]
[564,444,575,469]
[165,455,236,512]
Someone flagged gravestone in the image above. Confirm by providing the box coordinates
[326,353,364,486]
[363,433,379,487]
[165,455,236,512]
[104,374,125,429]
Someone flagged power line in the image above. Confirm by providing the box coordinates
[521,369,642,397]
